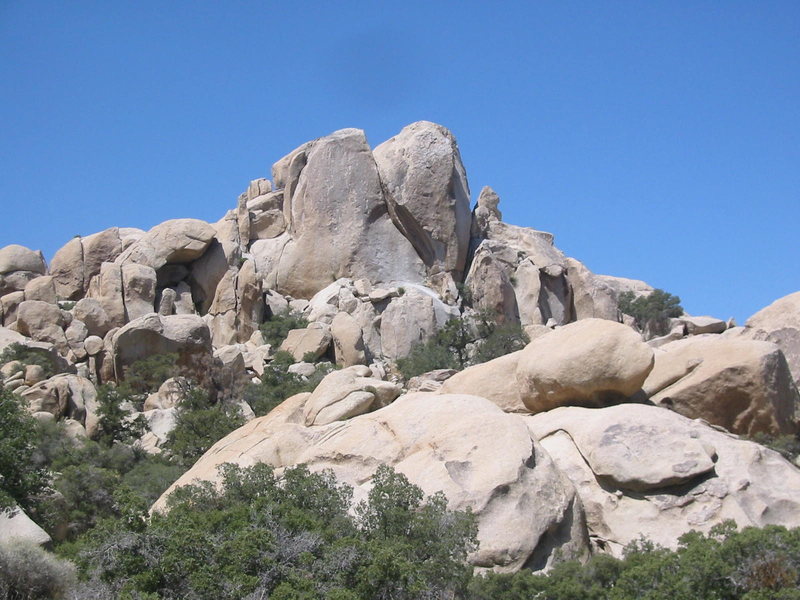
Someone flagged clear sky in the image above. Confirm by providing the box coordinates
[1,1,798,324]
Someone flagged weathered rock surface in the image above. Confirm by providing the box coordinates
[116,219,216,270]
[21,374,99,435]
[516,319,654,413]
[0,506,51,547]
[279,326,331,362]
[264,128,426,297]
[155,393,589,572]
[742,291,800,387]
[330,311,366,367]
[645,336,799,435]
[440,351,528,412]
[111,314,212,383]
[373,121,472,280]
[526,404,800,557]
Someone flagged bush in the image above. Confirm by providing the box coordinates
[260,310,309,347]
[0,540,76,600]
[0,389,48,511]
[618,289,683,338]
[71,463,478,600]
[243,353,336,417]
[397,313,528,380]
[93,384,147,448]
[165,386,245,467]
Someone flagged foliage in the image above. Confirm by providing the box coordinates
[260,310,309,347]
[30,421,184,542]
[70,463,478,600]
[243,352,336,417]
[117,353,180,400]
[749,432,800,464]
[468,521,800,600]
[0,540,76,600]
[93,384,147,448]
[618,289,683,337]
[397,312,528,379]
[0,343,61,379]
[0,388,48,510]
[165,385,245,467]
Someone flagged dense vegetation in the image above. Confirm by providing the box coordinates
[617,289,683,337]
[397,312,529,379]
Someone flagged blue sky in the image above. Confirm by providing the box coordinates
[1,1,797,324]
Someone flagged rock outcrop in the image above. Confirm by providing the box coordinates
[156,393,589,572]
[526,404,800,557]
[741,291,800,387]
[644,335,799,435]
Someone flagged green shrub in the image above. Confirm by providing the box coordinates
[0,389,48,511]
[93,384,147,448]
[0,540,76,600]
[618,288,683,337]
[70,463,477,600]
[165,386,245,467]
[243,354,336,417]
[117,352,180,399]
[397,313,528,380]
[260,310,309,347]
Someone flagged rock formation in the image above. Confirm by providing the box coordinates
[1,120,798,573]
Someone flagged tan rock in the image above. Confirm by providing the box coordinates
[465,242,519,323]
[516,318,654,413]
[111,314,212,385]
[155,393,588,572]
[15,300,69,353]
[23,276,57,304]
[83,335,104,356]
[265,128,426,298]
[72,298,111,337]
[116,219,216,270]
[441,351,527,412]
[121,263,157,321]
[21,374,98,433]
[279,327,331,362]
[302,365,401,426]
[0,245,46,275]
[646,336,799,435]
[86,262,126,328]
[526,404,800,557]
[330,311,365,367]
[373,121,472,279]
[743,291,800,387]
[680,315,727,335]
[0,291,25,327]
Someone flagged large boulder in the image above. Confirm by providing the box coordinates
[378,285,458,361]
[0,506,51,547]
[116,219,216,270]
[373,121,472,280]
[21,374,99,435]
[440,351,528,412]
[155,393,589,572]
[15,300,69,354]
[49,227,142,300]
[526,404,800,557]
[121,263,157,321]
[263,128,426,298]
[644,336,799,436]
[516,318,654,413]
[741,291,800,387]
[302,365,401,426]
[85,262,127,328]
[330,311,366,367]
[111,314,212,383]
[0,245,46,296]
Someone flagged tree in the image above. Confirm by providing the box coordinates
[0,389,48,511]
[618,289,683,338]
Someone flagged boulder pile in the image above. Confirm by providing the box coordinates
[2,121,798,565]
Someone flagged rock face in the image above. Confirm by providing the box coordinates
[111,314,212,382]
[0,245,46,296]
[21,374,99,435]
[516,319,654,413]
[0,506,51,547]
[156,393,589,572]
[440,351,528,412]
[742,291,800,387]
[116,219,216,270]
[373,121,472,281]
[264,128,426,298]
[644,336,799,436]
[526,404,800,557]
